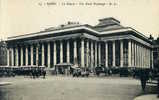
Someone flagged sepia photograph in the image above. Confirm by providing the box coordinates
[0,0,159,100]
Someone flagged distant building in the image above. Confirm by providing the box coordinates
[6,17,153,70]
[0,40,7,66]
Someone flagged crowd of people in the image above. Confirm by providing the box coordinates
[0,66,46,79]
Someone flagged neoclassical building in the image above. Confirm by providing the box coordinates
[6,17,153,69]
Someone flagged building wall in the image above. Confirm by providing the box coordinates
[6,33,152,69]
[6,20,153,69]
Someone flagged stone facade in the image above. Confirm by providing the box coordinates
[6,17,153,69]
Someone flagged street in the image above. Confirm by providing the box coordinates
[0,76,156,100]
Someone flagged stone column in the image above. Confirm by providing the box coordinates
[134,43,136,67]
[146,49,148,67]
[31,45,33,66]
[144,47,148,68]
[128,40,132,67]
[60,41,63,63]
[21,47,23,66]
[148,49,150,67]
[145,48,149,68]
[144,47,145,68]
[138,45,140,67]
[74,40,77,63]
[135,44,137,67]
[86,40,89,67]
[48,43,50,67]
[81,39,85,67]
[7,49,10,66]
[105,42,108,67]
[141,46,143,68]
[148,49,150,68]
[139,46,141,68]
[54,41,57,66]
[147,49,149,67]
[143,47,145,68]
[120,40,123,67]
[136,44,139,67]
[36,44,39,66]
[11,48,14,66]
[145,49,147,67]
[42,43,45,66]
[141,47,143,68]
[25,46,28,66]
[148,49,151,67]
[112,41,115,67]
[15,47,18,66]
[91,41,94,68]
[145,48,146,68]
[139,45,141,67]
[151,50,154,68]
[146,48,148,68]
[142,47,144,68]
[67,40,70,63]
[147,48,150,68]
[98,43,101,66]
[95,42,97,67]
[131,41,134,67]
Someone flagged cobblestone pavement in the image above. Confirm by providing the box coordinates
[0,76,156,100]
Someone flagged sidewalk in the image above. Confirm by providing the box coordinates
[134,94,159,100]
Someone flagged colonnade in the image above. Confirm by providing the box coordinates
[7,39,152,69]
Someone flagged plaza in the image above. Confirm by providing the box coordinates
[0,76,157,100]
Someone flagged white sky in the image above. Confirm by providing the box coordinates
[0,0,159,40]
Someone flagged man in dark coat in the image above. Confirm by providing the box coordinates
[156,70,159,98]
[139,69,149,91]
[157,76,159,98]
[42,69,46,79]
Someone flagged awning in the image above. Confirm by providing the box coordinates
[71,64,79,69]
[55,63,73,66]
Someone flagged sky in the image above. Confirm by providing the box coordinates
[0,0,159,40]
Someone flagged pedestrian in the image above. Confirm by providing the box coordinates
[42,69,46,79]
[157,77,159,98]
[156,70,159,98]
[139,69,149,91]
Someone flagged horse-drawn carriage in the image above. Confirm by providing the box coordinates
[72,67,89,77]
